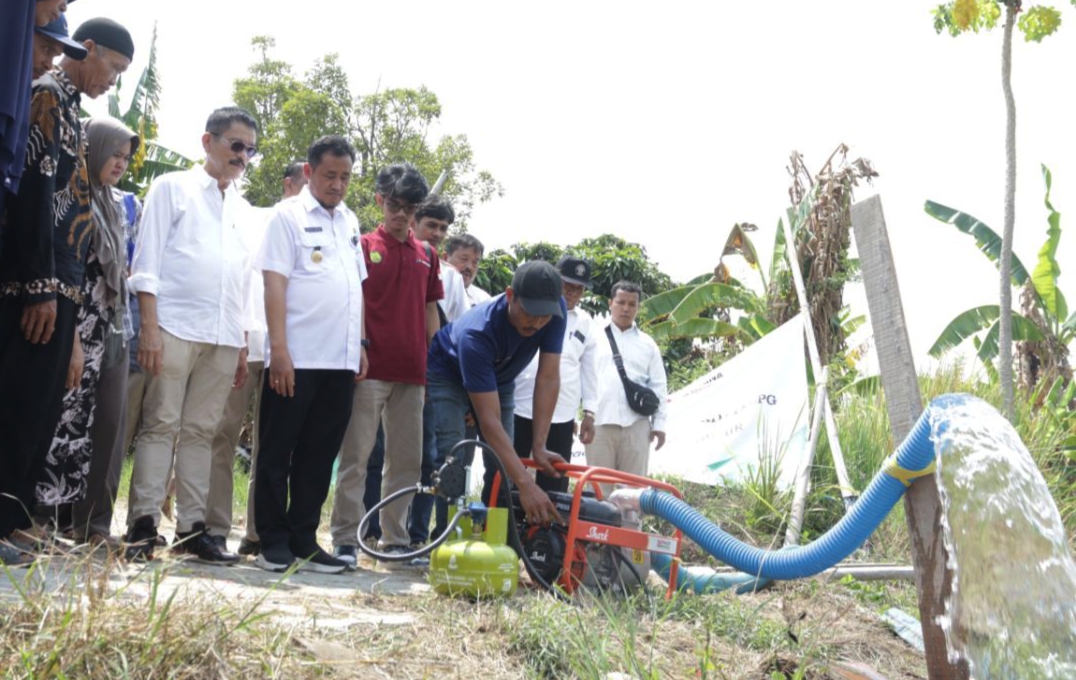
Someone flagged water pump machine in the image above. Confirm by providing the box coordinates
[356,440,685,599]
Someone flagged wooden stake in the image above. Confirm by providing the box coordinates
[850,195,968,679]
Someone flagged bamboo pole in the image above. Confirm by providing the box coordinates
[785,366,829,546]
[780,217,857,506]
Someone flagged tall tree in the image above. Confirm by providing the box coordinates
[233,38,502,227]
[932,0,1074,417]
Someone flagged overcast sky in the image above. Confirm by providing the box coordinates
[69,0,1076,373]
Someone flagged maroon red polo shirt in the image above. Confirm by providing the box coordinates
[361,225,444,384]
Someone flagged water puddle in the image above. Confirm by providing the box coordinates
[931,395,1076,678]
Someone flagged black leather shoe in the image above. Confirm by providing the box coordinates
[173,522,240,565]
[124,516,158,562]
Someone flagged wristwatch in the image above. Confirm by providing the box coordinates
[361,339,370,349]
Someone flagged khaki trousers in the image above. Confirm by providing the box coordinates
[124,370,146,453]
[126,330,239,533]
[584,418,652,497]
[206,361,264,538]
[331,379,423,549]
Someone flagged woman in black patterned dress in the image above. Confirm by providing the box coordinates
[35,117,139,538]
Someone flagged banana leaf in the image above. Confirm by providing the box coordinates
[769,218,788,287]
[975,314,1045,362]
[839,375,881,397]
[647,318,748,343]
[972,336,1000,384]
[736,314,776,342]
[1063,310,1076,335]
[640,281,759,325]
[1031,164,1067,328]
[639,285,695,324]
[928,306,1001,357]
[924,200,1031,286]
[668,282,761,325]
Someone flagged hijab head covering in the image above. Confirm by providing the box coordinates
[84,115,139,312]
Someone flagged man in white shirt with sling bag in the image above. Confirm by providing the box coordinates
[586,280,668,495]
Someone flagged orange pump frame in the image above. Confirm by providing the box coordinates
[488,461,683,598]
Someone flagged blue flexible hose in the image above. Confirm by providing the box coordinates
[651,552,770,594]
[642,394,961,581]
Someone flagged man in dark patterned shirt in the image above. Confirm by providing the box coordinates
[0,17,133,564]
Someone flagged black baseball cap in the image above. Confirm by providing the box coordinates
[556,255,593,289]
[36,15,88,61]
[512,261,564,318]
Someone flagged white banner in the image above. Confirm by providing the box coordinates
[648,315,810,489]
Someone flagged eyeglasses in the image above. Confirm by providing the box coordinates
[212,134,258,159]
[384,197,418,216]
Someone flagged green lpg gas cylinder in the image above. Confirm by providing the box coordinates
[429,506,519,598]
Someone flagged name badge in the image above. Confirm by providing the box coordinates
[304,227,323,233]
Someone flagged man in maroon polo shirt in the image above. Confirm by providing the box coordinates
[330,163,442,567]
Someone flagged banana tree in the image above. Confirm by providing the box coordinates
[638,222,769,344]
[926,164,1073,389]
[107,25,193,195]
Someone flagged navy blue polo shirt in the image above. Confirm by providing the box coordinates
[428,293,567,393]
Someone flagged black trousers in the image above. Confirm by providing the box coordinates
[513,415,575,494]
[70,353,129,537]
[255,368,354,554]
[0,296,77,539]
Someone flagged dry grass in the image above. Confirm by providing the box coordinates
[0,553,317,679]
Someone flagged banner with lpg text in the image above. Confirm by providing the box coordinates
[648,315,810,489]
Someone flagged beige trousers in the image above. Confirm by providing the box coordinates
[206,361,263,538]
[126,330,239,533]
[124,370,146,453]
[584,418,653,497]
[331,379,423,548]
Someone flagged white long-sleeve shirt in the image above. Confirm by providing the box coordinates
[129,166,252,348]
[515,305,598,423]
[465,283,491,308]
[239,207,272,362]
[592,321,668,431]
[440,263,469,323]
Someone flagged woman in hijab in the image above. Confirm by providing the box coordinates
[35,116,139,547]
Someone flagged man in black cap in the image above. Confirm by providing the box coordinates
[512,256,598,493]
[426,260,568,525]
[0,15,132,564]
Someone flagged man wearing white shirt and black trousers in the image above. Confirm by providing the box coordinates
[514,256,598,492]
[254,136,366,573]
[207,161,308,555]
[125,107,259,563]
[586,281,668,496]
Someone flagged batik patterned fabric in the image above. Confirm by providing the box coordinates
[35,248,112,506]
[0,69,91,304]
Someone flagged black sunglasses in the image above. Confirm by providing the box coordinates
[212,134,258,159]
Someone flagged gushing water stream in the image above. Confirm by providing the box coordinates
[931,396,1076,678]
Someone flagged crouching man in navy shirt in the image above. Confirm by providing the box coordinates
[426,261,567,525]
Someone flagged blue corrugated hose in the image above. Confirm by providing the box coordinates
[643,394,963,582]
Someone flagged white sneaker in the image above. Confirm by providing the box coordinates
[255,545,294,573]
